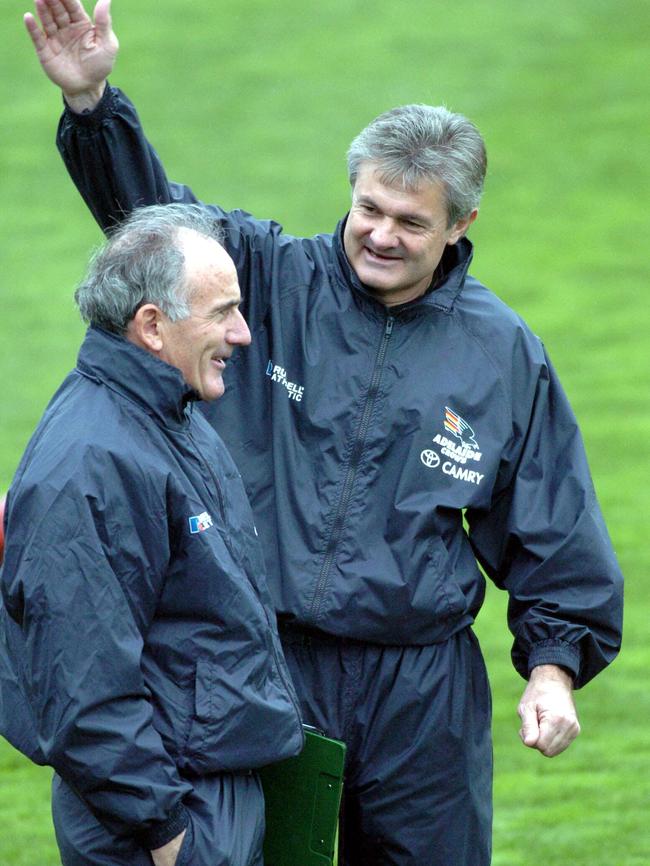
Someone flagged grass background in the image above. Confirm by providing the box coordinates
[1,0,648,863]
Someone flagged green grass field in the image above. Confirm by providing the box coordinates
[1,0,649,863]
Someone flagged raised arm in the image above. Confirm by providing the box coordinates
[24,0,185,230]
[24,0,117,112]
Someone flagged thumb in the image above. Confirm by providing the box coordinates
[518,701,540,748]
[93,0,114,38]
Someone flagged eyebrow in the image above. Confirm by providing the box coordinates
[207,295,242,316]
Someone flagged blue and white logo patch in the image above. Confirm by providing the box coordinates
[266,359,305,402]
[189,511,214,534]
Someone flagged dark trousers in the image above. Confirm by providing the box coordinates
[52,770,265,866]
[280,627,493,866]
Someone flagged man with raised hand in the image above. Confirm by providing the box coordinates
[24,2,623,863]
[0,203,303,866]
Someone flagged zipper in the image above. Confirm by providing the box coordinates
[309,313,395,621]
[188,428,228,528]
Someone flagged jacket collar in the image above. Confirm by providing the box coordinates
[332,215,473,315]
[76,326,196,429]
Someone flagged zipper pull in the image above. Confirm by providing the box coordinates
[385,315,394,337]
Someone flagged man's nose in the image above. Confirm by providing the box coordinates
[369,218,398,249]
[229,309,252,346]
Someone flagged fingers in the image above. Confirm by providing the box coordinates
[32,0,58,37]
[518,703,540,749]
[29,0,89,36]
[48,0,74,28]
[535,714,581,758]
[23,12,47,51]
[60,0,91,24]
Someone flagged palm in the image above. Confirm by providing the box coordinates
[40,23,116,91]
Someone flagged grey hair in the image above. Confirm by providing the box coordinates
[347,104,487,226]
[75,204,225,334]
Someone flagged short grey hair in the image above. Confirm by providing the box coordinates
[75,204,224,334]
[347,104,487,226]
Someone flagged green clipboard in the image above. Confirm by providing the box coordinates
[259,725,346,866]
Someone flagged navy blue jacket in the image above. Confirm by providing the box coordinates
[56,86,623,688]
[0,327,303,847]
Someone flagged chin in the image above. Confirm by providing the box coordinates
[354,266,389,291]
[209,383,226,401]
[361,276,399,297]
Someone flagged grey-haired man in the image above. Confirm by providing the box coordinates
[1,203,303,866]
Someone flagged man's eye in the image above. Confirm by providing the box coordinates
[216,305,240,321]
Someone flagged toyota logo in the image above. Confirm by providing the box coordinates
[420,449,440,469]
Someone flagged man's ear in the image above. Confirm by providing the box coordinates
[448,208,479,245]
[127,304,165,353]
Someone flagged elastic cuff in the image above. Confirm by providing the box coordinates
[137,800,190,851]
[527,639,581,680]
[62,82,113,126]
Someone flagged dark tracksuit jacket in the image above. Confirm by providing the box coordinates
[0,327,303,851]
[53,86,623,864]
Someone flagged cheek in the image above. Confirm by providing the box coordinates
[418,238,444,264]
[200,348,215,372]
[348,215,369,240]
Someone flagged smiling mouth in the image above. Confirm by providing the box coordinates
[364,246,401,262]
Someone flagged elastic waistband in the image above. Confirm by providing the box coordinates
[278,621,398,649]
[277,620,472,650]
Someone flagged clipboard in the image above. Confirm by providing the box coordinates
[259,725,346,866]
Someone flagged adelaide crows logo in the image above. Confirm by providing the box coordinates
[444,407,479,450]
[420,405,484,483]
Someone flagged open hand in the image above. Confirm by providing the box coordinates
[24,0,118,106]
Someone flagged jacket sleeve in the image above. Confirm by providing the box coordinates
[466,348,623,688]
[57,84,292,333]
[0,467,191,849]
[57,84,198,231]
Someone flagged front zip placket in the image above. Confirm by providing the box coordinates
[187,426,228,530]
[309,313,395,623]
